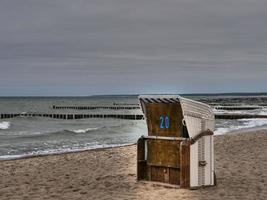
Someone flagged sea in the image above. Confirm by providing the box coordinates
[1,94,267,160]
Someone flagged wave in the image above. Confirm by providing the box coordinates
[213,108,267,115]
[0,121,10,130]
[8,127,105,140]
[238,118,267,128]
[259,108,267,115]
[62,123,129,134]
[71,127,102,133]
[215,118,267,135]
[4,123,126,142]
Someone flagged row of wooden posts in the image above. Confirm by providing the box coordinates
[1,113,267,120]
[0,113,144,120]
[215,114,267,119]
[214,106,263,110]
[209,103,267,107]
[52,105,140,110]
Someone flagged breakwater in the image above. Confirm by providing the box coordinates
[215,114,267,119]
[52,105,140,110]
[0,113,144,120]
[214,106,263,110]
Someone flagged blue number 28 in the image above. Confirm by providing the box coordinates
[160,115,170,129]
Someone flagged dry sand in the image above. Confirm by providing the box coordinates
[0,130,267,200]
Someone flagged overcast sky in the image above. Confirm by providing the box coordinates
[0,0,267,96]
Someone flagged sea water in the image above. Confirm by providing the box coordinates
[0,95,267,160]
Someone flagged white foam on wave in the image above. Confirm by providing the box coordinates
[72,127,102,133]
[214,106,267,116]
[259,108,267,115]
[0,121,10,130]
[0,154,25,160]
[214,109,256,115]
[238,118,267,127]
[215,118,267,135]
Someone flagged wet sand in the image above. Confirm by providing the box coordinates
[0,129,266,200]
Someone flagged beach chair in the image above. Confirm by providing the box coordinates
[137,95,215,189]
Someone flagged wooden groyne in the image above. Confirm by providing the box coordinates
[113,103,139,106]
[0,113,144,120]
[209,103,267,107]
[215,114,267,119]
[214,106,263,110]
[52,105,140,110]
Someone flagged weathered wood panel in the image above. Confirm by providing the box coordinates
[147,139,180,168]
[150,166,170,183]
[145,103,183,137]
[137,138,145,161]
[146,165,151,181]
[169,168,180,185]
[180,141,190,188]
[137,138,147,180]
[137,161,147,180]
[137,138,183,185]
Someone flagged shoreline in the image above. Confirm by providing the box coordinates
[1,125,267,161]
[0,143,136,161]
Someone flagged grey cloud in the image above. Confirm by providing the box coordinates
[0,0,267,95]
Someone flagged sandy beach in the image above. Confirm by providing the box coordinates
[0,129,266,200]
